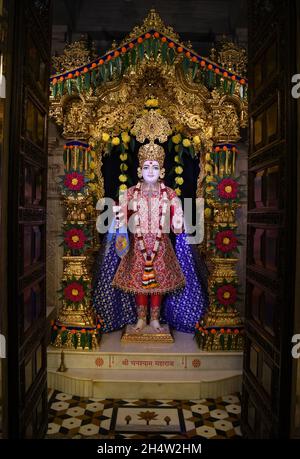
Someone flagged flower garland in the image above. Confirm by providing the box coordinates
[50,319,104,349]
[195,322,243,350]
[132,181,169,288]
[50,32,247,99]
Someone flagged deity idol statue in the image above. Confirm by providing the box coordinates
[111,142,186,332]
[92,110,208,335]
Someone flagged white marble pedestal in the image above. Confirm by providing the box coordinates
[47,330,243,399]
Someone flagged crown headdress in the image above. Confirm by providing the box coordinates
[138,141,165,168]
[133,109,172,168]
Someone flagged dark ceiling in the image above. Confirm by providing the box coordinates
[52,0,247,58]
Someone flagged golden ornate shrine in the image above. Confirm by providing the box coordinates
[49,10,247,351]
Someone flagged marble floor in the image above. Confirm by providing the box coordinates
[47,389,242,439]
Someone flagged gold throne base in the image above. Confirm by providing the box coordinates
[121,324,174,343]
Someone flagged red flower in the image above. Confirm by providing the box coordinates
[217,284,237,306]
[64,172,85,191]
[64,228,86,250]
[217,178,238,200]
[64,282,85,302]
[215,230,238,253]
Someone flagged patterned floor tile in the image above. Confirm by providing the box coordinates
[46,390,242,439]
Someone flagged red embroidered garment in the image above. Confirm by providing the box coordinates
[112,183,186,294]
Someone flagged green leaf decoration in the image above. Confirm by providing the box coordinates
[87,332,93,350]
[84,72,91,91]
[115,56,122,75]
[223,78,228,92]
[168,137,173,152]
[161,42,168,63]
[131,48,137,66]
[58,81,64,97]
[188,145,195,158]
[208,70,213,88]
[91,69,97,87]
[230,81,236,95]
[220,334,225,350]
[63,150,67,165]
[152,38,159,59]
[215,73,221,88]
[106,142,112,154]
[99,64,107,82]
[192,62,198,80]
[72,332,78,349]
[227,334,232,350]
[123,52,130,70]
[168,47,175,65]
[145,38,151,57]
[138,43,144,61]
[76,76,82,92]
[52,84,58,98]
[108,61,113,79]
[120,142,125,153]
[182,56,190,74]
[178,143,184,160]
[80,332,86,349]
[61,330,68,345]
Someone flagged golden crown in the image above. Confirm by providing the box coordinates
[138,141,165,168]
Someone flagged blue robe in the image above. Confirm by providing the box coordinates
[92,232,209,333]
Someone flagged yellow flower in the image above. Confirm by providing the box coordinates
[205,153,211,161]
[102,132,110,142]
[90,151,96,158]
[175,177,184,185]
[120,153,128,161]
[88,183,96,191]
[121,132,130,143]
[120,163,128,171]
[204,164,213,173]
[119,174,127,183]
[90,161,96,170]
[175,187,182,196]
[119,184,127,191]
[174,155,180,163]
[193,135,201,145]
[112,137,120,146]
[145,98,159,107]
[206,175,214,183]
[182,138,191,147]
[172,134,182,145]
[175,166,183,175]
[88,172,95,180]
[151,99,159,107]
[204,208,211,219]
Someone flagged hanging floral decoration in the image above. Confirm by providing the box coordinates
[60,223,92,254]
[195,321,243,350]
[50,31,247,99]
[50,318,104,350]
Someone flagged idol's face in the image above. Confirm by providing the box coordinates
[142,160,160,184]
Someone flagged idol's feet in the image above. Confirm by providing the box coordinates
[150,319,164,333]
[133,318,146,332]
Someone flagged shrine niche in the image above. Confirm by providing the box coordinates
[48,10,247,351]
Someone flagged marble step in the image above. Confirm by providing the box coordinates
[48,368,242,399]
[48,330,243,372]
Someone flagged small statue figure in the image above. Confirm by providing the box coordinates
[112,142,185,332]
